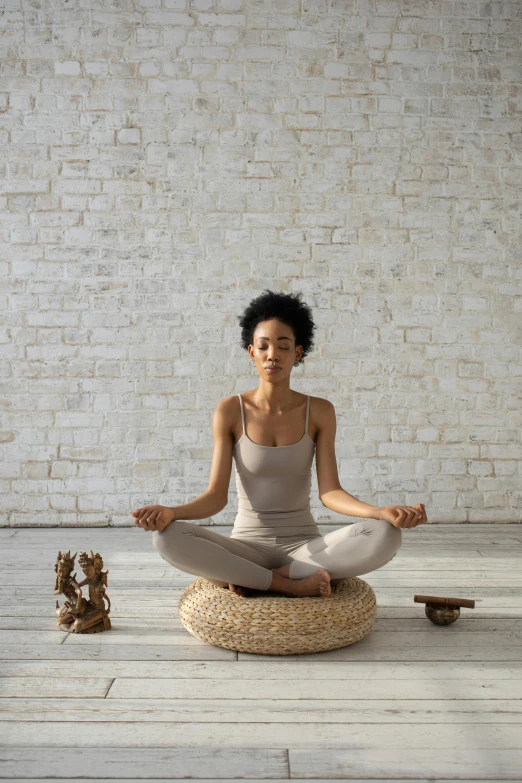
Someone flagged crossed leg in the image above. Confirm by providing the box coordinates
[152,518,402,594]
[284,518,402,580]
[152,521,281,591]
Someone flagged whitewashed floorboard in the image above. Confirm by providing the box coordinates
[0,679,112,698]
[0,616,514,631]
[0,525,520,781]
[0,780,514,783]
[2,721,522,749]
[1,696,521,723]
[0,660,520,679]
[1,780,516,783]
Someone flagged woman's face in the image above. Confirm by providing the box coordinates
[250,319,301,379]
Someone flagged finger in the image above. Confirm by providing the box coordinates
[395,509,406,527]
[412,503,426,524]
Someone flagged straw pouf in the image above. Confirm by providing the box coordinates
[178,576,376,655]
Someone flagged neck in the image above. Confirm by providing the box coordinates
[253,381,296,412]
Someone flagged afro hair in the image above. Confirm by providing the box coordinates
[237,289,316,366]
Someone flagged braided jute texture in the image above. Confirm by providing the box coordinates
[178,576,376,655]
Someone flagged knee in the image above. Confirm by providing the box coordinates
[151,528,165,553]
[376,520,402,559]
[151,520,185,558]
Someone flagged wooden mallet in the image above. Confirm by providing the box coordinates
[414,594,475,625]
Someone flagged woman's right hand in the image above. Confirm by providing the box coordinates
[132,505,177,532]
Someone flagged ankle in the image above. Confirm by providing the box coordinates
[268,571,297,595]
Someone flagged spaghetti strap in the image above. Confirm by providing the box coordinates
[237,393,246,438]
[305,394,310,436]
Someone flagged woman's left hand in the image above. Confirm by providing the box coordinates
[377,503,427,529]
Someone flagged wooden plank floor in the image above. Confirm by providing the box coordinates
[1,523,521,782]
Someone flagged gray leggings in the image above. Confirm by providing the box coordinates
[152,518,402,591]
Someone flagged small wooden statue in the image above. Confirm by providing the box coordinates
[54,549,111,633]
[54,550,81,628]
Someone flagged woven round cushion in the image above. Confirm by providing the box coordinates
[178,576,376,655]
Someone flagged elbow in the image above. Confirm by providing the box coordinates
[218,498,228,513]
[319,486,342,507]
[211,491,228,512]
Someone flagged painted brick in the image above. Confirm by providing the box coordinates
[1,1,520,529]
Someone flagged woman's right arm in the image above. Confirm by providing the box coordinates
[168,488,227,521]
[174,397,234,519]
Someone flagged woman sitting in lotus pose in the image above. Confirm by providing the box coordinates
[133,289,427,598]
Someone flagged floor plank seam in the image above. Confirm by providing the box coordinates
[104,678,115,698]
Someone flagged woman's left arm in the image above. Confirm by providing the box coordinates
[314,398,427,527]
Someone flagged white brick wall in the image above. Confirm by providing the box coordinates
[1,0,521,526]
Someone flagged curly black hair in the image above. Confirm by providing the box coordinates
[237,289,316,366]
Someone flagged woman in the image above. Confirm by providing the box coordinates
[133,289,427,598]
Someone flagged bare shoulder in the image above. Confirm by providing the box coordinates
[213,394,240,437]
[310,395,335,420]
[216,394,240,414]
[308,396,335,441]
[310,395,333,408]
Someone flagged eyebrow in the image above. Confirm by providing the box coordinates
[256,336,292,341]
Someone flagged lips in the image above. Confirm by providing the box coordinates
[265,367,281,371]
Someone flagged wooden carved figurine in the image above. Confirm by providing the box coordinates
[54,549,111,633]
[54,550,82,628]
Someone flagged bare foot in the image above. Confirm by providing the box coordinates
[291,568,332,598]
[229,569,332,599]
[228,583,248,598]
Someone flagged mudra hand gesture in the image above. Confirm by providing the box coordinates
[378,503,427,529]
[132,505,176,531]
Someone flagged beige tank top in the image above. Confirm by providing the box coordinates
[232,393,317,534]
